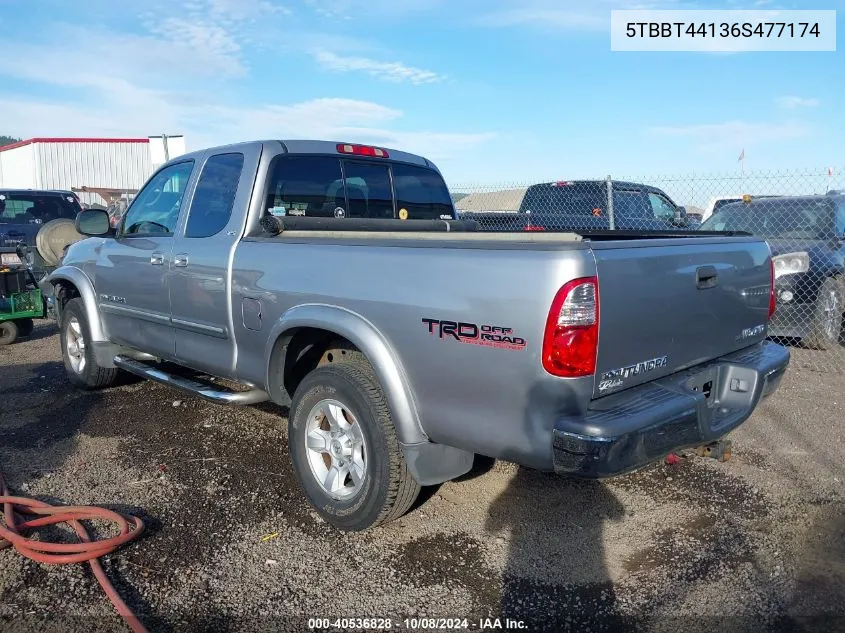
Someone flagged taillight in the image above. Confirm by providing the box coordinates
[524,224,545,232]
[336,143,389,158]
[542,277,599,378]
[768,257,776,319]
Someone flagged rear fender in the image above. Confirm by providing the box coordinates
[264,304,427,446]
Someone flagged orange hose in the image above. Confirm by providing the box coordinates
[0,470,149,633]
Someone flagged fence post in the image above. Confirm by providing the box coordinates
[606,174,615,230]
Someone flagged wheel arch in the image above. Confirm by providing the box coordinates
[45,266,106,341]
[264,304,427,447]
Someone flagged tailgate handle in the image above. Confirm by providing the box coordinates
[696,266,718,289]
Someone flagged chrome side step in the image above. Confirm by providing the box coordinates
[113,355,270,405]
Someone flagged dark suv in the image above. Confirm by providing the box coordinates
[0,189,83,271]
[701,192,845,350]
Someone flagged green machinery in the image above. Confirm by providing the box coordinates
[0,246,47,345]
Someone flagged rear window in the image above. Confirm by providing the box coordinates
[393,163,455,220]
[264,156,455,221]
[521,183,656,220]
[521,183,607,216]
[0,192,81,224]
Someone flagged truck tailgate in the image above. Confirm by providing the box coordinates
[590,237,772,399]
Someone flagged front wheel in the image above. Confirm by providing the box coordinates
[60,298,120,389]
[804,277,844,351]
[288,360,420,531]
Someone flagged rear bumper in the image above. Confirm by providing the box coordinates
[552,340,790,478]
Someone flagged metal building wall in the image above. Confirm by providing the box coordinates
[33,141,153,206]
[0,144,37,189]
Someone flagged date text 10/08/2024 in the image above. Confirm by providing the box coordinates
[307,617,528,630]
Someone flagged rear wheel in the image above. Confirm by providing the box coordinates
[16,318,34,337]
[288,355,420,531]
[0,320,19,346]
[60,298,120,389]
[804,277,844,351]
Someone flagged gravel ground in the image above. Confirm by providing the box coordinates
[1,321,843,633]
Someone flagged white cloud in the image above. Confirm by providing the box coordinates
[648,120,809,151]
[312,50,446,84]
[477,0,686,31]
[0,16,491,162]
[0,2,495,173]
[146,18,247,77]
[0,22,248,83]
[304,0,443,20]
[776,95,820,109]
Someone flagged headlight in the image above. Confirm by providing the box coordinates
[772,252,809,279]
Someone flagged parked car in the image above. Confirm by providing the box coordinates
[41,139,789,531]
[458,180,699,232]
[700,193,845,349]
[0,189,84,278]
[702,194,782,223]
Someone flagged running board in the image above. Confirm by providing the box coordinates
[113,355,270,405]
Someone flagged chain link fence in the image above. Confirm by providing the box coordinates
[451,168,845,374]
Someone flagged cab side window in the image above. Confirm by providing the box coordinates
[122,161,195,236]
[185,153,245,238]
[648,192,677,221]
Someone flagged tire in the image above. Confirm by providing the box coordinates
[288,358,421,532]
[16,318,34,337]
[60,297,120,389]
[0,320,18,346]
[804,277,844,351]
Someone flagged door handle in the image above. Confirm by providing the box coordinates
[150,252,164,265]
[696,265,718,289]
[173,254,189,268]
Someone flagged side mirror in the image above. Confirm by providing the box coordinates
[672,206,689,227]
[75,209,113,237]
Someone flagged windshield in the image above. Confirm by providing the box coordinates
[520,183,670,221]
[0,192,81,224]
[700,198,836,240]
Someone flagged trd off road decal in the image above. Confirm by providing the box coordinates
[421,318,527,351]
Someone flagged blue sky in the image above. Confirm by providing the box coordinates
[0,0,842,185]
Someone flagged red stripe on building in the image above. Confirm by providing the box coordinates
[0,137,151,152]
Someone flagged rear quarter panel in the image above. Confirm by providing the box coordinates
[231,238,596,469]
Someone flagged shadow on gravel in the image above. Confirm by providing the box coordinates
[15,321,59,343]
[485,468,637,633]
[781,504,845,633]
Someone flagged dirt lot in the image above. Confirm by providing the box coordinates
[1,321,844,633]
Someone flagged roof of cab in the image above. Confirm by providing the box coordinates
[170,139,434,169]
[0,188,79,196]
[717,193,845,211]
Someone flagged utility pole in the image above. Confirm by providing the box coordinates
[162,133,170,161]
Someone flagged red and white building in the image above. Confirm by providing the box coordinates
[0,136,186,206]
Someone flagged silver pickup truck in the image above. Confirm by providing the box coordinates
[40,139,790,531]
